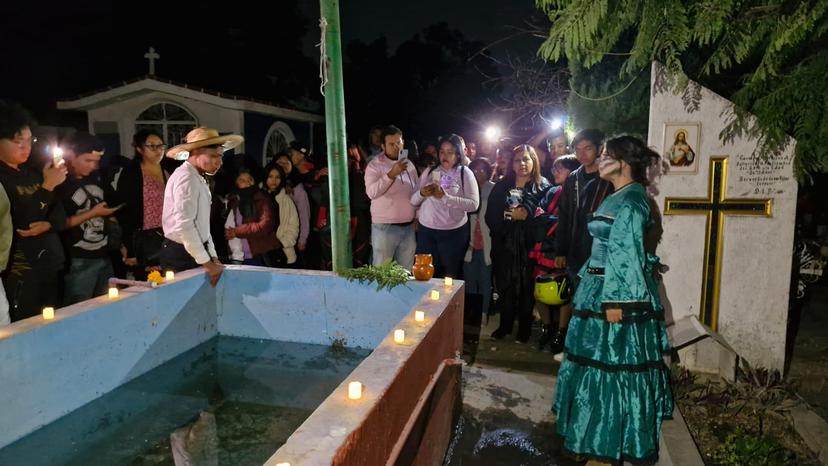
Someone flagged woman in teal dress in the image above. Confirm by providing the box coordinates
[553,135,673,465]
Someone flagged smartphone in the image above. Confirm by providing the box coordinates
[399,149,409,160]
[111,203,127,210]
[52,146,64,162]
[431,170,441,185]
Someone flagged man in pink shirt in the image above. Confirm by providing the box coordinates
[364,125,418,270]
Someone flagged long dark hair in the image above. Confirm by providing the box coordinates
[603,135,660,186]
[233,169,258,220]
[438,134,466,168]
[510,144,543,187]
[264,162,287,195]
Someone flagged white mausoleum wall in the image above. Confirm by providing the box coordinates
[647,63,797,371]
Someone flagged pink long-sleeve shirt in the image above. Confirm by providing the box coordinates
[365,153,418,224]
[411,165,479,230]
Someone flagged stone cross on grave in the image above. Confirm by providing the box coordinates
[144,47,160,75]
[664,156,772,332]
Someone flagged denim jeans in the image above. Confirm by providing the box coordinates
[64,257,114,305]
[371,223,416,270]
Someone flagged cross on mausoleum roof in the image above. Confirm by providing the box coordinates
[144,47,160,76]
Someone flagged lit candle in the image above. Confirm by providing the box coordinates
[165,270,175,281]
[394,329,405,343]
[444,276,453,287]
[348,381,363,400]
[431,290,440,300]
[42,307,55,320]
[108,287,119,298]
[275,463,291,466]
[415,310,425,322]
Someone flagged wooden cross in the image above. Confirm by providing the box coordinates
[664,156,772,331]
[144,47,160,75]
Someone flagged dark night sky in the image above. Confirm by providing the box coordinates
[0,0,545,135]
[333,0,540,55]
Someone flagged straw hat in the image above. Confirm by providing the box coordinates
[166,127,244,160]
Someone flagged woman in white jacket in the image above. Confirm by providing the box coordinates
[263,163,300,266]
[463,158,495,316]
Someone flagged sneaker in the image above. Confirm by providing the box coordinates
[553,352,564,362]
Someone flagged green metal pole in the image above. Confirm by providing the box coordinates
[320,0,352,272]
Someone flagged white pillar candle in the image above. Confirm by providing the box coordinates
[444,276,453,287]
[108,287,119,298]
[394,329,405,343]
[42,307,55,320]
[431,290,440,300]
[348,381,363,400]
[165,270,175,281]
[275,463,291,466]
[414,310,425,322]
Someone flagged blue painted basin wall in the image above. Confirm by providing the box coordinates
[0,268,432,449]
[218,269,431,347]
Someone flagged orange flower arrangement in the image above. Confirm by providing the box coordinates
[147,270,164,286]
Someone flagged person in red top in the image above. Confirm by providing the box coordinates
[529,155,580,353]
[225,170,281,266]
[463,158,495,317]
[115,129,171,280]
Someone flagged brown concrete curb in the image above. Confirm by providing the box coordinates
[791,405,828,465]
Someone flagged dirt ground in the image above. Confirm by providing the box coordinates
[787,283,828,421]
[674,282,828,465]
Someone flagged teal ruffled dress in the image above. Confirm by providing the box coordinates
[553,183,673,464]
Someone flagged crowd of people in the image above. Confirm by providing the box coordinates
[0,98,673,464]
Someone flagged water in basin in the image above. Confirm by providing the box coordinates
[0,336,370,466]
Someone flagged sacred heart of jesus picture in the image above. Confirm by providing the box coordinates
[663,122,701,174]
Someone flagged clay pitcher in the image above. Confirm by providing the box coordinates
[412,254,435,281]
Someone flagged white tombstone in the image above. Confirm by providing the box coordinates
[648,62,798,373]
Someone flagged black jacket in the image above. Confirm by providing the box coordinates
[113,159,169,257]
[554,166,613,272]
[0,162,66,272]
[485,176,550,244]
[485,176,550,290]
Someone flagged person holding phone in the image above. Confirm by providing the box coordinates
[365,125,419,270]
[57,132,123,305]
[410,134,479,279]
[485,144,550,342]
[0,100,67,321]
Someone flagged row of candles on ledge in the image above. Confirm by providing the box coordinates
[345,276,454,402]
[266,278,457,466]
[41,271,177,320]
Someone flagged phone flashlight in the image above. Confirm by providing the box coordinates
[52,146,64,162]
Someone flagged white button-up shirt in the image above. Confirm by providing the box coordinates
[162,161,217,265]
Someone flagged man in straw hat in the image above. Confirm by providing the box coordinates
[161,127,243,286]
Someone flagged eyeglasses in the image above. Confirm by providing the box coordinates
[8,136,37,148]
[143,144,167,151]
